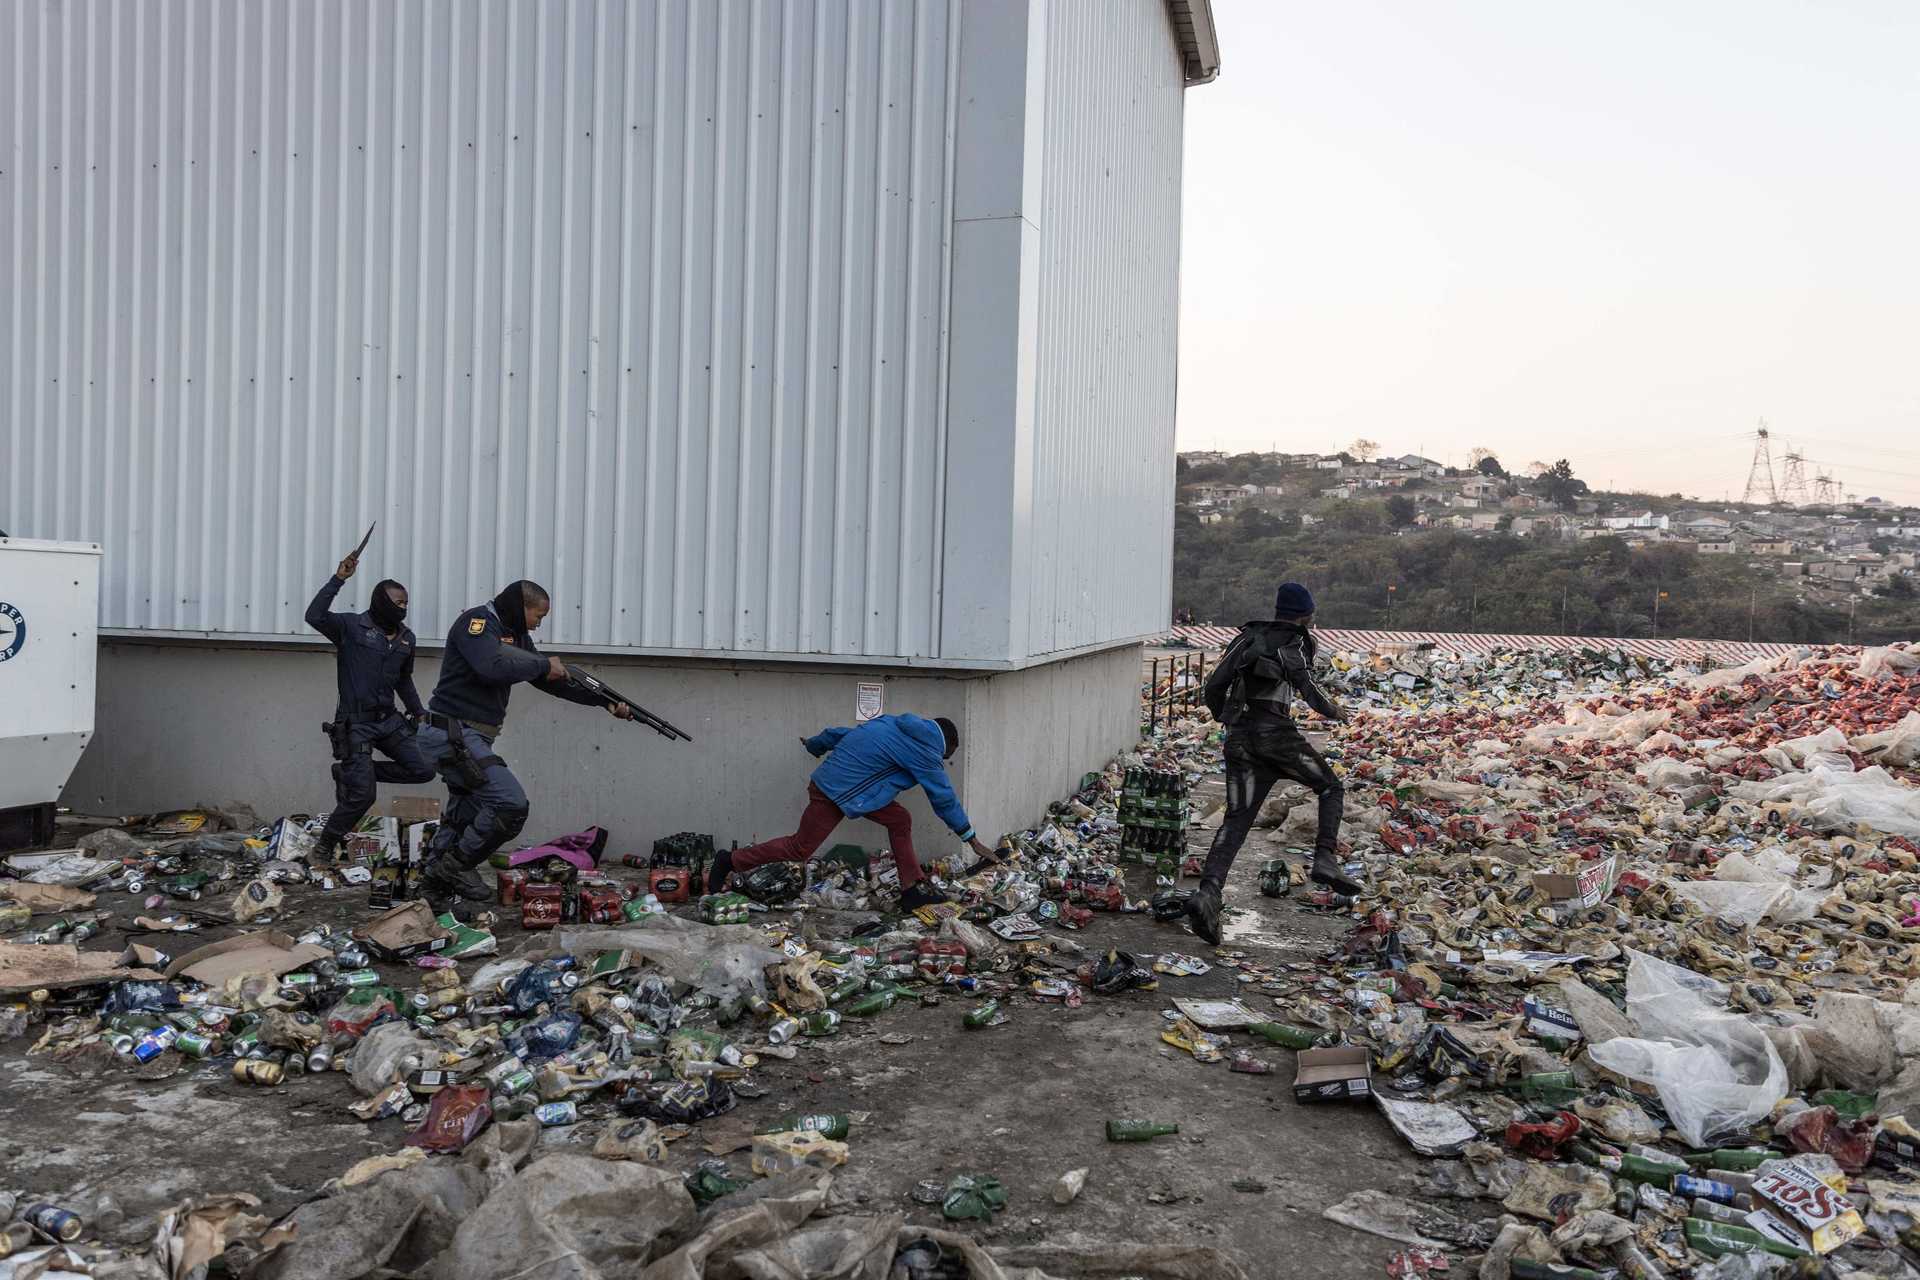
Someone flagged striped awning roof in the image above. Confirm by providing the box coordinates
[1159,626,1817,664]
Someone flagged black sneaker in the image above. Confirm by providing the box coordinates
[1185,882,1223,946]
[705,846,734,894]
[899,882,949,912]
[1309,849,1363,897]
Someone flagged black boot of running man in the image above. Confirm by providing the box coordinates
[1185,878,1224,946]
[1309,845,1363,897]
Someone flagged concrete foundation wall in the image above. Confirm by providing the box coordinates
[64,640,1141,858]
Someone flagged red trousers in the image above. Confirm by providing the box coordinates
[731,783,925,887]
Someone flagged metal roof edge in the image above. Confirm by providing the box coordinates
[1165,0,1221,85]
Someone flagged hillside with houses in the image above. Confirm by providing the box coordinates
[1173,447,1920,642]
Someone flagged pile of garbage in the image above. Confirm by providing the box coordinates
[1227,641,1920,1276]
[0,752,1256,1278]
[1323,645,1689,713]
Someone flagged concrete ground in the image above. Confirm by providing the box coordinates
[1,778,1415,1278]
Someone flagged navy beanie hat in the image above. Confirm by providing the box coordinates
[1274,582,1315,618]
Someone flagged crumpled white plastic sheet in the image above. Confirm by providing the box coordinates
[1587,951,1787,1147]
[1731,765,1920,840]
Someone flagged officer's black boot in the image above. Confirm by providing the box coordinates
[1309,847,1363,897]
[311,832,344,869]
[420,855,493,917]
[1185,879,1224,946]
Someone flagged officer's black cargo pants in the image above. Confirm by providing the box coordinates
[1199,716,1343,890]
[321,712,436,846]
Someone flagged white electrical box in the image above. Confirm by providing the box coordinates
[0,537,101,847]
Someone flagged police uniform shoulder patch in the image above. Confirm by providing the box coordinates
[468,617,487,635]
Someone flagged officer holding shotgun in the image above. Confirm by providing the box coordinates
[415,580,634,911]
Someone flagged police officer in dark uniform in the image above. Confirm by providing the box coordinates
[305,551,435,866]
[1190,581,1356,943]
[414,580,631,909]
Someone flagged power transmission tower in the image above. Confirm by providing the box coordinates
[1741,424,1779,505]
[1813,473,1842,505]
[1779,448,1811,505]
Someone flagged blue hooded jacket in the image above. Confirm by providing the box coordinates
[803,714,975,840]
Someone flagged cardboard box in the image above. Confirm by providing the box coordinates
[355,901,453,961]
[1533,855,1618,909]
[1293,1045,1372,1103]
[389,796,442,823]
[1751,1162,1865,1254]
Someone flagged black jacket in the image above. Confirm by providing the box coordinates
[1202,620,1339,726]
[427,604,600,727]
[305,576,424,718]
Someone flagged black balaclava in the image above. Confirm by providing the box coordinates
[492,580,548,635]
[368,580,407,630]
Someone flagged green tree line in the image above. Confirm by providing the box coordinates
[1172,508,1920,645]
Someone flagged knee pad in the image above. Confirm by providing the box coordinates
[495,805,530,842]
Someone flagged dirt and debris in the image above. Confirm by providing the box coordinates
[9,641,1920,1277]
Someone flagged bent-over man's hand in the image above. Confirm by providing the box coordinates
[609,702,634,720]
[546,656,568,682]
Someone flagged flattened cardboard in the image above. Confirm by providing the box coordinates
[164,930,331,985]
[388,795,441,823]
[1294,1045,1372,1104]
[1172,997,1261,1030]
[0,941,162,994]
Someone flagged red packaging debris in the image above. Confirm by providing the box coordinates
[404,1083,492,1152]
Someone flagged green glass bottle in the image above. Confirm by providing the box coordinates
[800,1010,841,1036]
[1683,1218,1809,1260]
[1106,1119,1179,1142]
[964,1000,1001,1029]
[844,991,896,1018]
[1598,1153,1687,1186]
[754,1112,850,1140]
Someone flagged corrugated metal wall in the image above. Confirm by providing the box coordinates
[1,0,958,659]
[1024,0,1184,657]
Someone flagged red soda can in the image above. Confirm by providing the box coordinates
[496,868,530,905]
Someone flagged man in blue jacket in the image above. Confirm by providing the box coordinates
[710,713,994,911]
[414,580,632,910]
[304,551,434,867]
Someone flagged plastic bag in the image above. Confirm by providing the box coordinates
[555,916,782,994]
[1671,880,1823,927]
[1856,646,1920,679]
[1585,950,1787,1147]
[1777,728,1850,765]
[348,1020,431,1096]
[1731,765,1920,840]
[1852,710,1920,766]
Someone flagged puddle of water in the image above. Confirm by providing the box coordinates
[1219,906,1315,950]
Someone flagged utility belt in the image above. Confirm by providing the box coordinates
[321,706,413,759]
[428,713,504,790]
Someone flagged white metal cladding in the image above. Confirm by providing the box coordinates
[1,0,959,660]
[1024,0,1184,658]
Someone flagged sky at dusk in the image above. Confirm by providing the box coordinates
[1175,0,1920,504]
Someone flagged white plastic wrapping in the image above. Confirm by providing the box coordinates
[1586,950,1787,1146]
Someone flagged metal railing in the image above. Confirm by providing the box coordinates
[1143,651,1209,733]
